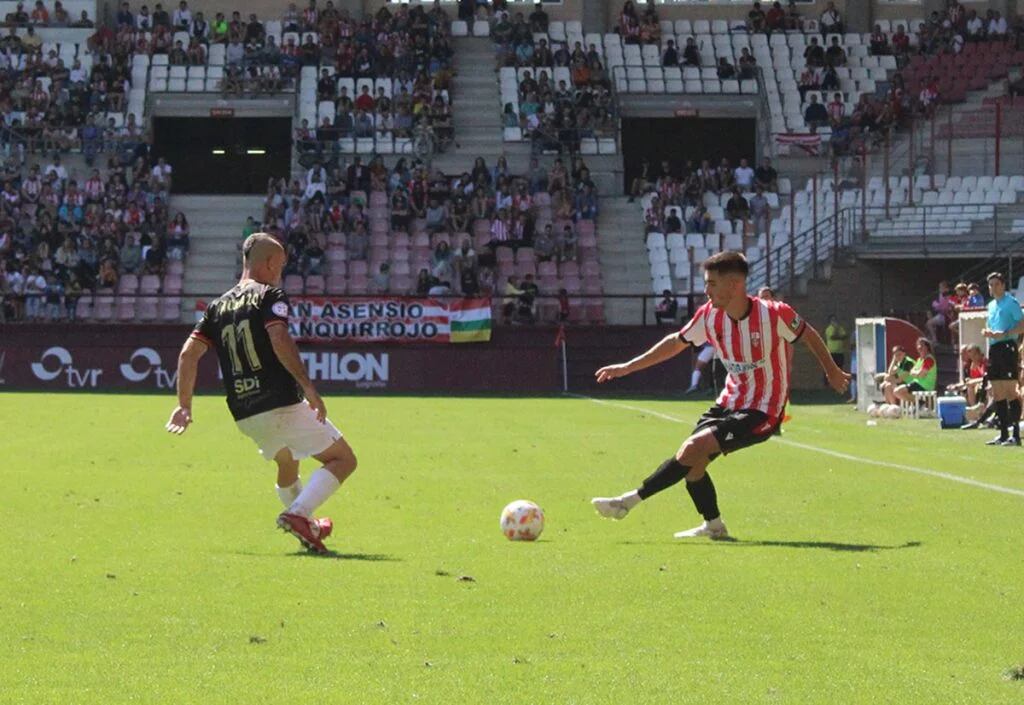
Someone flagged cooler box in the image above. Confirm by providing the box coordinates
[937,396,966,429]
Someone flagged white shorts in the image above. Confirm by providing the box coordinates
[235,401,343,462]
[697,345,716,364]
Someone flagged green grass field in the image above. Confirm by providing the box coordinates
[3,392,1024,704]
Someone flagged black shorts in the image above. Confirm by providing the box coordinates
[693,406,777,456]
[907,381,926,393]
[988,341,1020,381]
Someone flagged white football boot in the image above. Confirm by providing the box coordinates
[674,518,729,539]
[591,497,631,520]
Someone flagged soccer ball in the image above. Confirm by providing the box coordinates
[500,500,545,541]
[883,404,902,419]
[867,403,880,418]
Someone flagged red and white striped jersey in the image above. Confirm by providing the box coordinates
[679,296,806,421]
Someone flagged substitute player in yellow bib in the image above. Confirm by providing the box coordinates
[166,233,357,554]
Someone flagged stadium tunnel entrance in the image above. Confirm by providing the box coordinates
[153,117,291,194]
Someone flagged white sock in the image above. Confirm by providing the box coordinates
[689,370,701,388]
[620,490,642,509]
[276,477,303,508]
[707,516,725,529]
[287,468,340,518]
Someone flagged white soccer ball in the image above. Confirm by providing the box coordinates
[884,404,902,419]
[867,403,880,418]
[500,500,545,541]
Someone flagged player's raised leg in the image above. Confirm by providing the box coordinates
[592,428,727,538]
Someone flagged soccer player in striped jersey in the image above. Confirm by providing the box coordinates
[591,252,850,539]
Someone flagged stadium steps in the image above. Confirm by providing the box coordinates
[174,194,265,320]
[596,195,654,324]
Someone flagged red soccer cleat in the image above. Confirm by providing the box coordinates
[315,517,333,540]
[276,512,329,554]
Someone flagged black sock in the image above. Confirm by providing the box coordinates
[686,473,720,521]
[978,404,994,424]
[995,400,1010,439]
[637,457,690,499]
[1009,400,1022,439]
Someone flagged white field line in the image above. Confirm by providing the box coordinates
[568,394,1024,499]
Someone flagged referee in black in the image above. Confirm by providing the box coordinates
[980,272,1023,446]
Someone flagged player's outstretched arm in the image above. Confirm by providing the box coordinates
[800,323,851,395]
[595,332,687,383]
[167,335,207,434]
[267,322,327,423]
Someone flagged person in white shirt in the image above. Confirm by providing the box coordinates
[44,156,67,183]
[988,11,1007,38]
[151,157,173,187]
[137,6,152,30]
[24,268,47,320]
[69,59,86,84]
[965,11,984,39]
[733,158,755,191]
[172,0,191,29]
[305,164,326,187]
[820,1,842,34]
[303,173,326,201]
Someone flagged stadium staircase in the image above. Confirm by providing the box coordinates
[173,195,265,317]
[597,196,656,324]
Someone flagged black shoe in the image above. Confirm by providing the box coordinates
[986,435,1009,446]
[960,421,980,430]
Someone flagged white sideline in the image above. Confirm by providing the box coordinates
[569,394,1024,499]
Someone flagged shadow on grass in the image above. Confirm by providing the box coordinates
[226,550,401,561]
[288,551,401,561]
[621,539,923,553]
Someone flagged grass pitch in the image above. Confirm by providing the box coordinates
[2,392,1024,704]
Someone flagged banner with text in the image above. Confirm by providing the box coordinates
[288,297,492,344]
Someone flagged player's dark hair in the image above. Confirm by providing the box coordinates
[703,251,749,277]
[986,271,1005,283]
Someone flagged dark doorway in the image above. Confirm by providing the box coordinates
[152,117,291,194]
[620,117,757,194]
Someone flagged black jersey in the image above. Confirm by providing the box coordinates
[191,281,303,420]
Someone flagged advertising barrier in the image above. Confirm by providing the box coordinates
[0,325,692,395]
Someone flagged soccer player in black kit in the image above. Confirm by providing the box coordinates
[166,233,357,554]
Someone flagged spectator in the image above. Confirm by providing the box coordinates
[825,36,847,66]
[804,94,829,130]
[662,39,678,67]
[528,3,548,33]
[754,158,778,192]
[654,289,678,325]
[517,272,539,323]
[737,48,757,80]
[988,11,1007,39]
[827,91,845,125]
[892,24,910,55]
[804,37,825,68]
[749,186,770,240]
[734,158,755,191]
[166,212,190,259]
[869,24,890,55]
[820,1,843,34]
[925,280,953,341]
[726,188,750,222]
[682,37,700,67]
[747,2,766,33]
[948,344,988,407]
[798,66,820,100]
[688,203,713,234]
[716,57,736,80]
[765,2,785,32]
[371,262,391,293]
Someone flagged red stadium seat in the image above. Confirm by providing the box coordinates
[138,296,159,321]
[116,296,136,321]
[93,293,115,320]
[140,274,161,294]
[326,275,347,294]
[305,275,325,294]
[160,296,181,322]
[284,275,305,295]
[117,274,139,294]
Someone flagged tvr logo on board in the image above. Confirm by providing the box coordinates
[120,348,178,388]
[31,347,103,388]
[301,352,389,388]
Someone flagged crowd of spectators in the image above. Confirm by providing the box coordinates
[633,155,778,240]
[0,154,180,322]
[2,1,95,28]
[0,22,150,165]
[491,11,616,151]
[291,2,456,153]
[256,154,598,322]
